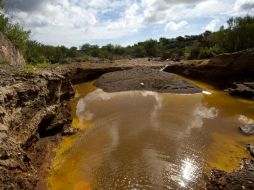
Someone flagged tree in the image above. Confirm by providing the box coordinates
[0,1,30,55]
[143,39,158,57]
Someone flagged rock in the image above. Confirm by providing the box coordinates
[62,125,80,136]
[0,124,8,132]
[247,144,254,157]
[228,82,254,99]
[0,132,7,141]
[0,149,9,160]
[0,32,26,66]
[240,124,254,135]
[207,159,254,190]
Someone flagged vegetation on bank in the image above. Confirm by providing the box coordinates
[0,0,254,65]
[0,1,30,56]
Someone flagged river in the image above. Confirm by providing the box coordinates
[48,79,254,190]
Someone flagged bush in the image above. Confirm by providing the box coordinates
[0,1,30,55]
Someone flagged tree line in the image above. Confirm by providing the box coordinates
[0,0,254,65]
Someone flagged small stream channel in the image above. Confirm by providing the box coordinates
[47,79,254,190]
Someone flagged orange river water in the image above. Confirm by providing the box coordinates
[47,79,254,190]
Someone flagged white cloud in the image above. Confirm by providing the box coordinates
[3,0,253,46]
[234,0,254,13]
[107,3,143,32]
[204,19,220,31]
[165,21,188,31]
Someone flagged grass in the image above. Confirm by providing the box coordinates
[15,62,60,76]
[29,61,60,68]
[0,58,9,65]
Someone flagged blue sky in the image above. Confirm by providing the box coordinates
[4,0,254,47]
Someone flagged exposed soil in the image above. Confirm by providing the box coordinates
[95,67,203,93]
[0,32,26,66]
[164,48,254,99]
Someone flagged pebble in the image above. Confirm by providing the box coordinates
[62,127,80,136]
[0,132,7,141]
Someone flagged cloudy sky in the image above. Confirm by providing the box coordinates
[3,0,254,47]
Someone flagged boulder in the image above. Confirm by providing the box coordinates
[240,124,254,135]
[227,82,254,99]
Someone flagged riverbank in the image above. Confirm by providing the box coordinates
[164,48,254,100]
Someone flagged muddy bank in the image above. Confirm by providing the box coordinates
[164,49,254,99]
[95,67,202,93]
[0,61,165,189]
[207,159,254,190]
[0,66,74,189]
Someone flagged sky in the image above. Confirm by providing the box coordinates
[3,0,254,47]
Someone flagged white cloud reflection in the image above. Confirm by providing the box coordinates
[76,89,218,188]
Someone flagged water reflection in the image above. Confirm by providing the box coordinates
[179,158,199,188]
[49,84,254,190]
[202,90,212,95]
[69,90,217,189]
[238,115,254,124]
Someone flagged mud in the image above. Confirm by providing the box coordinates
[95,67,203,93]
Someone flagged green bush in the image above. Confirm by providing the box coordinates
[0,1,30,55]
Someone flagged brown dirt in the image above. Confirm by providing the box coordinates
[95,67,203,93]
[164,48,254,99]
[0,32,26,66]
[206,159,254,190]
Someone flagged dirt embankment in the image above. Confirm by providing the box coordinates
[0,66,74,189]
[164,49,254,99]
